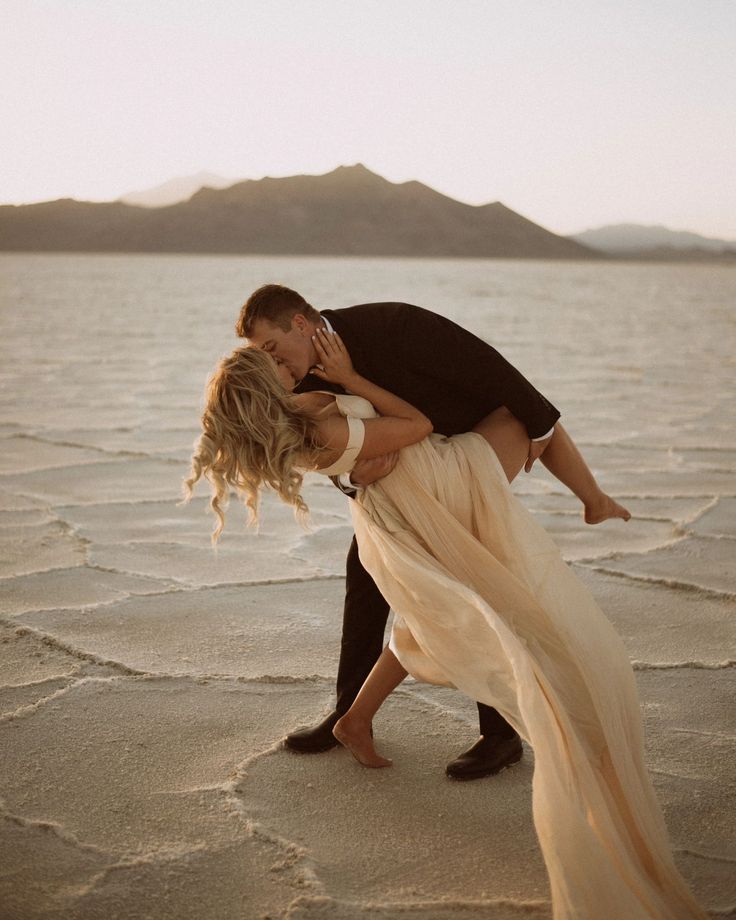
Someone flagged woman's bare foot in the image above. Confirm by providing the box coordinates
[333,715,393,768]
[584,493,631,525]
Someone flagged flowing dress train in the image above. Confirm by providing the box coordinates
[322,395,705,920]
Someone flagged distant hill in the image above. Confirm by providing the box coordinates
[0,165,594,259]
[119,171,237,208]
[571,223,736,260]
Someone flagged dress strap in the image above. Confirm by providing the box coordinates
[317,416,366,477]
[345,415,365,453]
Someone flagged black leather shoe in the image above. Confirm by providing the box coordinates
[445,733,523,780]
[284,711,341,753]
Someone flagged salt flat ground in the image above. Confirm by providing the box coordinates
[0,254,734,919]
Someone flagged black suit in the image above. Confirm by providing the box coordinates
[297,302,560,736]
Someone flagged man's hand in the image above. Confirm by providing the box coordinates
[524,432,554,473]
[350,451,400,487]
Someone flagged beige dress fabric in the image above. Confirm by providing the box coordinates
[323,395,705,920]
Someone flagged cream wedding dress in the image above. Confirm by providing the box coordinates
[318,394,705,920]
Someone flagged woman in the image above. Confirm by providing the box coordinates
[185,330,705,919]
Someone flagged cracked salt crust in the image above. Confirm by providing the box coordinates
[1,255,734,917]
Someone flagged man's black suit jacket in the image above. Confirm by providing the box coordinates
[296,302,560,438]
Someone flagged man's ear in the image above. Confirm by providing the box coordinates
[291,313,309,335]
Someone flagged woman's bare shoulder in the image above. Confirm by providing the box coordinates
[292,391,337,414]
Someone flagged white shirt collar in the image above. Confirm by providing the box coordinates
[320,314,335,334]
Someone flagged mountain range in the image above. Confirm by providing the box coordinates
[1,166,732,261]
[571,224,736,260]
[119,171,236,208]
[0,165,592,259]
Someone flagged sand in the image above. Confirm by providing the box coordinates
[0,254,734,918]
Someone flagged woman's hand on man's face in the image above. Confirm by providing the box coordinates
[310,328,357,387]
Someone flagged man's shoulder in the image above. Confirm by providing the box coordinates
[323,301,445,327]
[323,302,486,348]
[326,301,423,315]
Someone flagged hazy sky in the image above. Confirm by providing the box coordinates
[2,0,734,236]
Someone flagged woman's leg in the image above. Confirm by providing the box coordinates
[333,645,408,768]
[538,423,630,524]
[472,408,630,524]
[472,406,529,482]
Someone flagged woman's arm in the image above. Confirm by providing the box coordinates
[311,328,432,462]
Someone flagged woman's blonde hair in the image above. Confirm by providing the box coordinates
[183,347,322,541]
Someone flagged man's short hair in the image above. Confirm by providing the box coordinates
[236,284,320,337]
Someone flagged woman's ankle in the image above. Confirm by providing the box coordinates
[336,711,369,732]
[584,492,631,524]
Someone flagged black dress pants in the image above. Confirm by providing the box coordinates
[335,537,516,738]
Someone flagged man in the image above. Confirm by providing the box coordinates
[238,284,629,779]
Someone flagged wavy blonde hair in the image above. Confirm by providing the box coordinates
[183,347,323,541]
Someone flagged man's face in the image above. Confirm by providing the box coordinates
[247,315,317,384]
